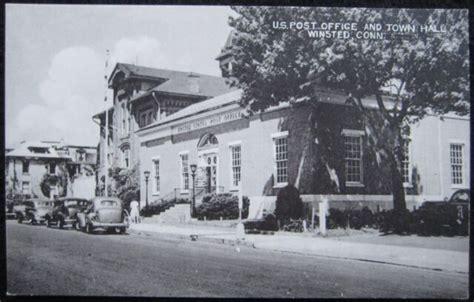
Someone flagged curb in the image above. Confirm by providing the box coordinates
[129,228,468,275]
[129,228,257,249]
[252,245,468,275]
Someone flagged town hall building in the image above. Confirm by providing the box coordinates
[95,32,470,217]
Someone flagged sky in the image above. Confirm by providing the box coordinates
[5,4,235,149]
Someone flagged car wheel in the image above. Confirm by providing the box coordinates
[119,227,126,234]
[46,218,51,228]
[17,216,23,224]
[58,219,64,229]
[86,223,93,234]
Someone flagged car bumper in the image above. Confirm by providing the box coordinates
[91,222,128,228]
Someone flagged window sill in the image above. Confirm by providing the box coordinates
[273,182,288,189]
[180,190,190,195]
[403,183,413,188]
[346,182,364,188]
[451,184,467,189]
[152,192,160,196]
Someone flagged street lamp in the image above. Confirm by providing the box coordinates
[144,170,150,208]
[190,164,197,217]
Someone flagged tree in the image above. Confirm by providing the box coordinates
[228,7,469,232]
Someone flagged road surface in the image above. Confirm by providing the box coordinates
[6,220,468,298]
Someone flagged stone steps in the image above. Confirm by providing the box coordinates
[142,204,191,224]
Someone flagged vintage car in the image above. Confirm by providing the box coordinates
[6,199,17,219]
[16,199,54,225]
[45,197,89,229]
[418,189,470,235]
[76,197,129,234]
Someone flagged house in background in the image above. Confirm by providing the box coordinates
[93,63,235,195]
[5,141,97,200]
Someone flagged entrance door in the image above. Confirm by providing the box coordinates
[202,153,218,193]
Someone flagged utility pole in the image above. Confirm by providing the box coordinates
[104,49,110,197]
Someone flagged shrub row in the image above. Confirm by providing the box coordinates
[140,198,190,217]
[195,193,250,220]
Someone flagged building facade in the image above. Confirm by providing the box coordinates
[137,87,470,212]
[93,63,234,195]
[5,141,98,200]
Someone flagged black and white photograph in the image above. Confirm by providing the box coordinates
[4,3,470,299]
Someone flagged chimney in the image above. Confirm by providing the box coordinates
[187,72,201,94]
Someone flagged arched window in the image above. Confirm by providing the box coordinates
[121,147,130,168]
[197,133,218,149]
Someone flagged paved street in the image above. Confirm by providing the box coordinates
[7,221,468,298]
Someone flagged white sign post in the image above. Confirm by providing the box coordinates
[319,197,328,237]
[236,181,245,240]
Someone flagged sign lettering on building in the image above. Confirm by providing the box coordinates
[174,110,244,134]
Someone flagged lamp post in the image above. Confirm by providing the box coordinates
[144,170,150,208]
[190,164,197,218]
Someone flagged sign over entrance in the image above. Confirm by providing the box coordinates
[174,110,244,134]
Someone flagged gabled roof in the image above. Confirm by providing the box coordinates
[6,141,70,159]
[216,30,236,60]
[92,106,114,119]
[108,62,235,102]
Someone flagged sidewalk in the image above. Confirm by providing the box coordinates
[128,223,469,274]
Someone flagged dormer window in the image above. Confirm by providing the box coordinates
[139,108,154,128]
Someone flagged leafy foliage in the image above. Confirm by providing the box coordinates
[274,184,303,225]
[228,7,469,231]
[195,193,250,220]
[244,213,279,231]
[108,164,140,210]
[140,198,190,217]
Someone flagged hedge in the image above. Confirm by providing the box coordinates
[195,193,250,220]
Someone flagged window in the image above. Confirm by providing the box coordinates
[139,108,154,127]
[344,132,363,185]
[230,144,241,188]
[272,132,288,185]
[22,160,29,174]
[153,158,160,194]
[450,144,464,185]
[180,153,189,190]
[122,148,130,168]
[22,181,30,194]
[49,163,56,174]
[121,103,126,135]
[401,139,410,185]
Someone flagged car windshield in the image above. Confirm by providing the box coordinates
[451,191,469,203]
[37,201,52,207]
[100,200,119,207]
[64,200,79,207]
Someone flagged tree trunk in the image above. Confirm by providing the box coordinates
[389,153,407,212]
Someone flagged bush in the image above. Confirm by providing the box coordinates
[327,207,375,230]
[274,184,303,227]
[195,193,250,220]
[244,213,278,231]
[281,218,308,232]
[140,198,190,217]
[328,208,347,229]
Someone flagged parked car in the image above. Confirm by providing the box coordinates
[16,199,54,225]
[45,197,89,229]
[6,199,17,219]
[76,197,129,234]
[418,189,470,235]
